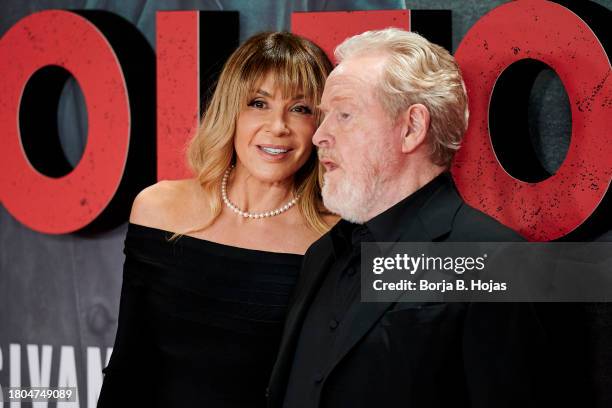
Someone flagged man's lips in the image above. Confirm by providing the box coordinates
[319,158,339,171]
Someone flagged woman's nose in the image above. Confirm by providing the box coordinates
[268,110,290,136]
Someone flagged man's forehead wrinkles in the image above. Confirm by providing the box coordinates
[329,71,370,87]
[325,76,362,93]
[323,85,367,107]
[320,94,355,111]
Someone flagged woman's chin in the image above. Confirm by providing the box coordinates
[246,167,296,185]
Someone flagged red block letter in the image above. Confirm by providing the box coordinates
[292,10,451,61]
[156,11,238,181]
[0,10,130,234]
[452,0,611,241]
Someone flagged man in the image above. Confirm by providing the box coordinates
[267,29,553,408]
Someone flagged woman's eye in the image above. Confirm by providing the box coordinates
[291,105,313,115]
[248,99,266,109]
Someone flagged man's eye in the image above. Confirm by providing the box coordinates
[339,112,351,120]
[292,105,313,115]
[248,99,266,109]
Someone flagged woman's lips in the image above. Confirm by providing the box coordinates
[256,144,294,161]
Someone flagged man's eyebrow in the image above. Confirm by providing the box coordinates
[331,95,352,103]
[317,95,353,111]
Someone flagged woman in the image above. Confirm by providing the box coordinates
[97,32,335,407]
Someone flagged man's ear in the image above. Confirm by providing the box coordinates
[400,104,430,154]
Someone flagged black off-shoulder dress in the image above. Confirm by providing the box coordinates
[97,223,301,408]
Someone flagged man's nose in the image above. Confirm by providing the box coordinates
[313,118,332,147]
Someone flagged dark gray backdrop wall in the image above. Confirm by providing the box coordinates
[1,1,611,407]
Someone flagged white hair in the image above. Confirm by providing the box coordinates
[335,28,469,167]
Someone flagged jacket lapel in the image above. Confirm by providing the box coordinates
[415,176,463,242]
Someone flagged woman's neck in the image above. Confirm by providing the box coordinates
[225,164,296,215]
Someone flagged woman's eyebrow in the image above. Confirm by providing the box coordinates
[256,89,307,101]
[256,89,271,96]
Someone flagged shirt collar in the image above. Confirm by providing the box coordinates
[329,219,363,258]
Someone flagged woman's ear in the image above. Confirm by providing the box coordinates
[400,104,431,154]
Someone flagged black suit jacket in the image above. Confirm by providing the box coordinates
[268,175,554,408]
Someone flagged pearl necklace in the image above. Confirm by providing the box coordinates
[221,166,300,219]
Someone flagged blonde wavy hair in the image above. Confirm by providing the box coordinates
[335,28,469,168]
[169,32,333,241]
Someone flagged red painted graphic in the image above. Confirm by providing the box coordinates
[292,10,410,62]
[452,0,612,241]
[156,11,200,181]
[0,3,610,239]
[0,10,130,234]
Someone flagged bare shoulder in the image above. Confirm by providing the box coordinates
[129,178,204,230]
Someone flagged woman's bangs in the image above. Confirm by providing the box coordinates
[274,62,318,105]
[242,52,318,104]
